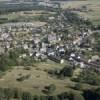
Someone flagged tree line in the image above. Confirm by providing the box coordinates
[0,87,99,100]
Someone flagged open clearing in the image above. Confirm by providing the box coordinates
[60,0,100,25]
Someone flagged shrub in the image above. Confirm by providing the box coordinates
[70,92,85,100]
[43,84,56,94]
[0,88,5,99]
[83,88,100,100]
[48,66,73,79]
[72,69,100,85]
[46,84,56,94]
[4,88,14,100]
[22,92,33,100]
[16,74,31,82]
[60,66,73,77]
[24,66,31,70]
[13,88,22,99]
[73,83,83,90]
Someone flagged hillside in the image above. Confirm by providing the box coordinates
[59,0,100,25]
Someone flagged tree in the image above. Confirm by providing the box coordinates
[33,95,41,100]
[43,84,56,94]
[73,83,83,90]
[13,88,22,99]
[58,92,69,100]
[0,88,5,100]
[40,96,47,100]
[22,92,33,100]
[72,69,100,85]
[4,88,14,100]
[83,88,100,100]
[46,84,56,94]
[51,96,59,100]
[60,66,73,77]
[70,92,85,100]
[0,54,9,71]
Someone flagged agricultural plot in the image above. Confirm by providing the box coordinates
[60,0,100,25]
[0,10,55,24]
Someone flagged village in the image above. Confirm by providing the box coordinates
[0,0,100,99]
[0,7,99,71]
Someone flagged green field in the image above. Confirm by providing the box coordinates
[0,61,73,95]
[0,60,98,96]
[0,10,55,25]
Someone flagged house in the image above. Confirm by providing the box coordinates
[60,59,64,64]
[23,44,28,50]
[29,53,33,57]
[91,55,100,62]
[47,50,55,56]
[48,34,57,43]
[80,62,85,68]
[40,47,46,53]
[19,54,27,58]
[70,53,76,58]
[48,16,55,20]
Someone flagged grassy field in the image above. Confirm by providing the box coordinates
[0,10,55,25]
[60,0,100,25]
[0,10,54,19]
[0,60,98,96]
[0,61,74,95]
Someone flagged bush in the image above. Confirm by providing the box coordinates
[0,88,5,99]
[70,92,85,100]
[58,92,70,100]
[0,88,22,99]
[48,66,73,79]
[33,95,41,100]
[58,91,85,100]
[60,66,73,77]
[72,69,100,85]
[83,88,100,100]
[24,66,31,70]
[4,88,14,100]
[73,83,83,90]
[22,92,33,100]
[13,88,22,99]
[16,74,31,82]
[43,84,56,94]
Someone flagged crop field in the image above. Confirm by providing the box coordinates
[0,10,55,19]
[0,10,55,25]
[60,0,100,25]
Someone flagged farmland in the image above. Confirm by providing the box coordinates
[0,10,56,24]
[60,0,100,25]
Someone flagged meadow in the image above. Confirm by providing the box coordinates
[0,10,55,25]
[0,60,98,96]
[60,0,100,25]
